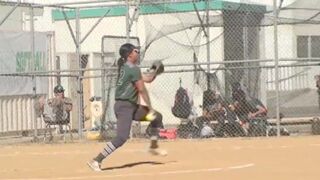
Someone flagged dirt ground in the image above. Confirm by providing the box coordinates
[0,136,320,180]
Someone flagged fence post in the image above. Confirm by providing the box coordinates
[273,0,281,137]
[206,0,211,90]
[75,7,83,139]
[30,6,38,141]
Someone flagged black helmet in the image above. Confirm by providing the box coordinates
[54,85,64,93]
[119,43,137,59]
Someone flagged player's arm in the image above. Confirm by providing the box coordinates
[202,109,209,116]
[142,71,157,83]
[65,104,72,112]
[141,72,157,83]
[64,98,73,112]
[135,80,152,109]
[228,101,238,111]
[132,67,152,109]
[249,104,267,118]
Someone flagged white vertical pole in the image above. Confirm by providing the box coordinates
[30,6,38,140]
[126,0,130,42]
[75,8,83,139]
[273,0,280,137]
[206,0,211,90]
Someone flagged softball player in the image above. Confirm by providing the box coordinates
[87,43,165,171]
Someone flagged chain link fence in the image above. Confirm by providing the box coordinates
[0,0,319,144]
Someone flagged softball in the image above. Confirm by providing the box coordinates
[145,111,156,121]
[86,130,102,140]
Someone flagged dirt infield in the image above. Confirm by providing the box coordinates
[0,136,320,180]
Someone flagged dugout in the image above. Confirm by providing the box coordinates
[222,4,265,100]
[51,1,267,130]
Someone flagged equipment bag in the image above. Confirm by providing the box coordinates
[171,87,191,119]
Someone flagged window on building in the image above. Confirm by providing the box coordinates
[297,35,320,58]
[311,36,320,57]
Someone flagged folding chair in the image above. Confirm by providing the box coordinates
[41,101,73,142]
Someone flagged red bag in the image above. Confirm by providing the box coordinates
[159,128,177,139]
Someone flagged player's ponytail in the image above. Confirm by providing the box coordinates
[117,57,125,79]
[117,43,136,79]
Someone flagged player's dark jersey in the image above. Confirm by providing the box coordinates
[115,62,141,104]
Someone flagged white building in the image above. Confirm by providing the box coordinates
[1,0,319,133]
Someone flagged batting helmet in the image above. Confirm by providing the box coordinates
[54,85,64,93]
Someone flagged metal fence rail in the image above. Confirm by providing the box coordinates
[0,0,319,144]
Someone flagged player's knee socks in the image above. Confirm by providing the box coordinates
[149,126,159,137]
[148,112,163,136]
[155,112,163,127]
[150,136,159,149]
[94,142,116,163]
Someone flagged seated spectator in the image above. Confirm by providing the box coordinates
[34,84,73,141]
[232,82,247,103]
[230,98,267,119]
[48,85,72,122]
[202,89,219,117]
[196,90,226,137]
[36,85,73,124]
[228,82,268,136]
[230,82,266,120]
